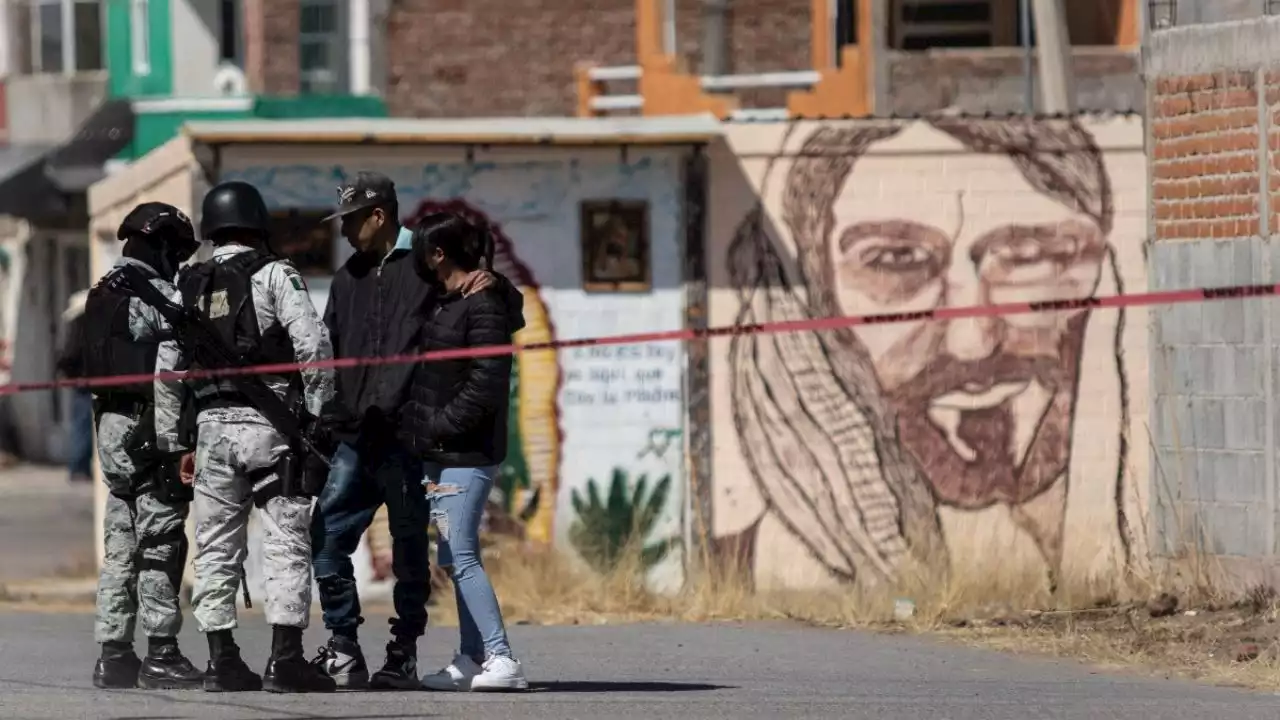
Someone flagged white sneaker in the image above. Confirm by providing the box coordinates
[469,655,528,692]
[420,653,483,691]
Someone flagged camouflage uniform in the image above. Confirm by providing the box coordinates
[95,257,188,645]
[155,245,335,633]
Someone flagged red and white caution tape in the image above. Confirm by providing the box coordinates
[0,282,1269,396]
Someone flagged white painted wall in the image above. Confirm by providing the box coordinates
[349,0,370,95]
[0,0,13,79]
[171,0,222,97]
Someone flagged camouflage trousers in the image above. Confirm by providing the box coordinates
[95,411,189,644]
[191,416,313,632]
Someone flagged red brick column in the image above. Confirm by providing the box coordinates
[243,0,300,96]
[1151,71,1262,242]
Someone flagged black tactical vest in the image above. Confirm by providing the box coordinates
[178,250,300,399]
[81,269,160,404]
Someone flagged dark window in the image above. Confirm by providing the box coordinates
[219,0,238,62]
[74,0,103,71]
[893,0,997,50]
[300,0,345,94]
[30,0,103,73]
[910,2,990,22]
[269,210,336,277]
[836,0,858,46]
[38,1,63,73]
[836,0,857,66]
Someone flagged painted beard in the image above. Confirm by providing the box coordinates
[884,317,1088,510]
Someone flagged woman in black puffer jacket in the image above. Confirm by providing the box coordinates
[401,212,528,692]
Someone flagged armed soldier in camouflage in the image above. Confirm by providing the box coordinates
[83,202,204,690]
[154,180,338,693]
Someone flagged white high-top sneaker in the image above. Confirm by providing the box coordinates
[420,653,483,691]
[313,637,369,689]
[469,655,528,692]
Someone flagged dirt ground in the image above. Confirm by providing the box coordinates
[895,590,1280,690]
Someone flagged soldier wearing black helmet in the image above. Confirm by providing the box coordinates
[81,202,204,690]
[153,180,337,693]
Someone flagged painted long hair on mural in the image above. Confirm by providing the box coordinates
[720,118,1138,595]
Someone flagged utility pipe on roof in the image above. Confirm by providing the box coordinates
[350,0,371,95]
[1031,0,1076,113]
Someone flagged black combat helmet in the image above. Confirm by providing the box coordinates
[200,180,271,241]
[117,201,199,264]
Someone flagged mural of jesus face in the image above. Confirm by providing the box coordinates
[724,118,1134,591]
[830,150,1108,510]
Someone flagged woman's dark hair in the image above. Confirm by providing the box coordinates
[410,211,494,273]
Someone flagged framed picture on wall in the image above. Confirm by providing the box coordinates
[269,209,336,277]
[580,199,651,292]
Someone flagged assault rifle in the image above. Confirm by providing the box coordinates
[107,264,333,474]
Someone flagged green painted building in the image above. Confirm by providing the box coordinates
[105,0,387,160]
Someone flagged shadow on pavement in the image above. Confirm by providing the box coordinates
[1,678,434,719]
[530,680,731,693]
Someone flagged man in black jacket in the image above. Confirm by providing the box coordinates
[310,172,525,690]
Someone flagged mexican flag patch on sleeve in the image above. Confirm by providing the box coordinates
[290,275,307,292]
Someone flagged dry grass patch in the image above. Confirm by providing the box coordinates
[397,538,1280,692]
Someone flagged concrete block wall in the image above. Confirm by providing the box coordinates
[1147,18,1280,573]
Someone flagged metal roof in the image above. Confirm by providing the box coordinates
[182,115,725,146]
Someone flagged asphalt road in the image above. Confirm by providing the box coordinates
[0,465,94,583]
[0,610,1277,720]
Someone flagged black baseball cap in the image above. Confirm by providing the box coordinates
[323,171,397,222]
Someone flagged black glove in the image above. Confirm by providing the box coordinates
[319,399,359,434]
[308,418,337,459]
[304,404,343,459]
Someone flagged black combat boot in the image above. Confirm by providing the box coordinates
[203,630,263,692]
[263,625,337,693]
[93,641,141,689]
[369,636,420,690]
[137,636,204,690]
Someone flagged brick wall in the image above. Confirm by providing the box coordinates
[240,1,1137,117]
[1151,71,1260,242]
[384,0,636,117]
[384,0,812,117]
[243,0,300,95]
[1145,19,1280,583]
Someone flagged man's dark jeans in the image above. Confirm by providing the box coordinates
[68,389,94,478]
[311,441,430,641]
